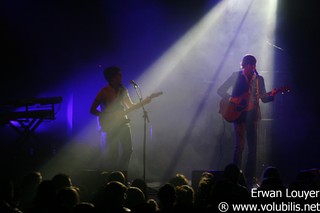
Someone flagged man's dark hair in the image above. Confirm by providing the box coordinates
[103,66,121,83]
[241,54,257,67]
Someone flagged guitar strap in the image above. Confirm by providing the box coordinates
[109,85,126,113]
[255,75,260,102]
[255,75,262,120]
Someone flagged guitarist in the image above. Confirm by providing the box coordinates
[90,66,151,172]
[217,54,276,188]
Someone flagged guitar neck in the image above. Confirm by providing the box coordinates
[124,91,163,114]
[260,86,290,99]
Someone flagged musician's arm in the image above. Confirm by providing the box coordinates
[217,73,236,99]
[258,76,275,103]
[90,99,102,116]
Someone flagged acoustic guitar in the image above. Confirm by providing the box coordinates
[219,86,290,122]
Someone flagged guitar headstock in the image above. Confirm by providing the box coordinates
[150,91,163,99]
[275,86,291,95]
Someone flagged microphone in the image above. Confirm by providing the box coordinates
[130,80,139,87]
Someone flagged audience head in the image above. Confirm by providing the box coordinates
[107,171,126,185]
[168,173,189,188]
[223,163,241,183]
[51,173,73,192]
[130,178,148,199]
[261,166,281,180]
[124,186,146,210]
[175,185,194,205]
[157,183,176,209]
[55,186,80,209]
[104,181,128,207]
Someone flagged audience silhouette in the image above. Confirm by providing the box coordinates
[194,171,215,210]
[207,163,250,211]
[51,173,74,193]
[3,163,320,213]
[130,178,149,200]
[29,179,56,213]
[173,184,200,213]
[258,166,286,190]
[107,171,127,186]
[156,183,176,213]
[92,180,129,213]
[0,176,23,213]
[14,171,42,213]
[54,186,80,212]
[124,186,155,213]
[168,173,189,188]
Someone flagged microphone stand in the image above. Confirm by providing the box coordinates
[132,83,149,182]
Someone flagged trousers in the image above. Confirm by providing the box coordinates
[104,123,133,172]
[233,111,258,185]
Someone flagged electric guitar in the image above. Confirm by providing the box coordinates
[219,86,290,122]
[99,91,163,132]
